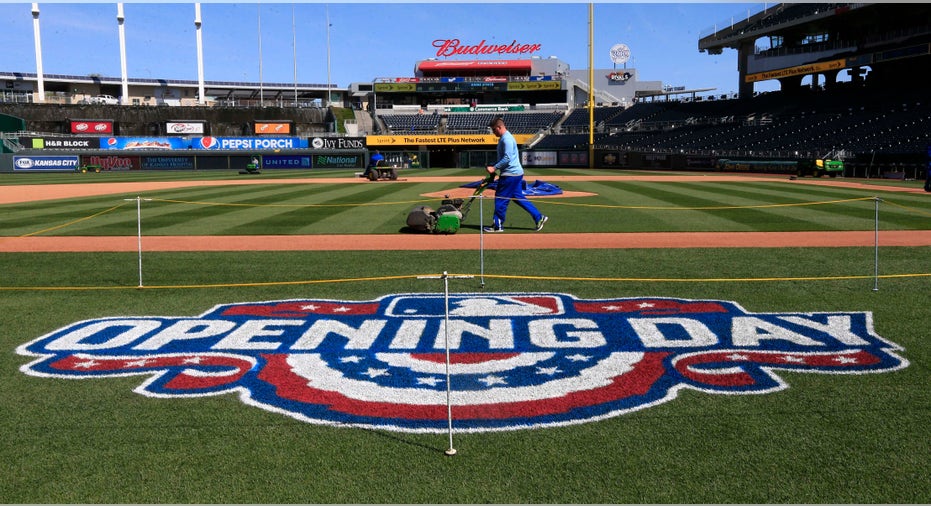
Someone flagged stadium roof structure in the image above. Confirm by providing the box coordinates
[698,3,931,99]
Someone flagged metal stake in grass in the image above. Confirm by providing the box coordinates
[873,196,881,292]
[123,196,152,288]
[417,270,473,456]
[479,194,486,290]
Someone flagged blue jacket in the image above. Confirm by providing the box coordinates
[493,130,524,177]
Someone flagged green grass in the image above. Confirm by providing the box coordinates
[2,169,929,237]
[1,169,929,503]
[2,249,929,503]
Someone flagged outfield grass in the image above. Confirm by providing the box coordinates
[1,169,929,503]
[1,169,929,237]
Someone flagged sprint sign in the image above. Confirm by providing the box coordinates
[18,293,907,433]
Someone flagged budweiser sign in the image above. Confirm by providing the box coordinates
[433,39,541,57]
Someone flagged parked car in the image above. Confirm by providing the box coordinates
[81,95,120,105]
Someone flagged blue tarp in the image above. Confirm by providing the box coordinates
[461,179,563,196]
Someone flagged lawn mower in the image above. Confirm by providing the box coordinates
[405,171,496,234]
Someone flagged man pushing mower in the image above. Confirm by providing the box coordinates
[403,117,550,234]
[483,117,548,233]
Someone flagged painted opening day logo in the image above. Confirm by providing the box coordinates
[18,293,907,433]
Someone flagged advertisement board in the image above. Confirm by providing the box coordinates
[262,155,313,169]
[558,151,589,167]
[69,120,113,135]
[522,150,558,166]
[374,83,417,92]
[309,137,366,150]
[313,154,363,169]
[20,137,100,149]
[599,151,627,167]
[166,122,206,135]
[13,155,79,171]
[191,137,308,150]
[83,155,140,171]
[101,137,190,150]
[254,122,292,135]
[140,156,196,170]
[366,134,505,146]
[507,81,562,91]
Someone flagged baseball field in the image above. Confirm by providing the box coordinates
[2,167,929,503]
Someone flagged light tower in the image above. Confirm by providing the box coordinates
[117,3,129,105]
[31,3,45,103]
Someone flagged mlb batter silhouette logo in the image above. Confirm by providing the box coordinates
[18,293,908,433]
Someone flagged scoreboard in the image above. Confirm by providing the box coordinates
[376,82,510,93]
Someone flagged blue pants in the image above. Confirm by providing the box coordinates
[492,175,542,229]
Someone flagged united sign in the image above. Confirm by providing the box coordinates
[18,293,907,433]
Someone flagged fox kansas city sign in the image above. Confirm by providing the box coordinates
[18,293,906,433]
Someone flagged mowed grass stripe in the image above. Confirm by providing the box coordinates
[303,182,443,234]
[2,184,306,236]
[592,181,875,232]
[543,181,731,233]
[35,185,330,236]
[0,199,134,236]
[36,183,410,236]
[151,184,374,235]
[160,182,424,235]
[551,181,807,232]
[142,186,340,236]
[648,181,882,231]
[686,181,927,230]
[4,174,927,236]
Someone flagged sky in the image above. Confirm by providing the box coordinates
[0,2,780,96]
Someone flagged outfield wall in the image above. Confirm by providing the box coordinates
[0,151,366,173]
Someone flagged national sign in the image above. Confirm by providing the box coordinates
[17,293,908,433]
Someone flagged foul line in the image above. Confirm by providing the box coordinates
[18,202,129,237]
[883,199,931,217]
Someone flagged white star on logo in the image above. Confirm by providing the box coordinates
[602,305,621,311]
[536,366,561,376]
[124,358,152,367]
[781,355,806,363]
[182,356,203,364]
[300,304,319,311]
[74,360,99,368]
[341,355,363,364]
[362,368,389,378]
[416,376,443,386]
[333,306,351,312]
[726,353,750,361]
[565,353,592,362]
[637,302,655,308]
[477,374,507,386]
[834,355,859,364]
